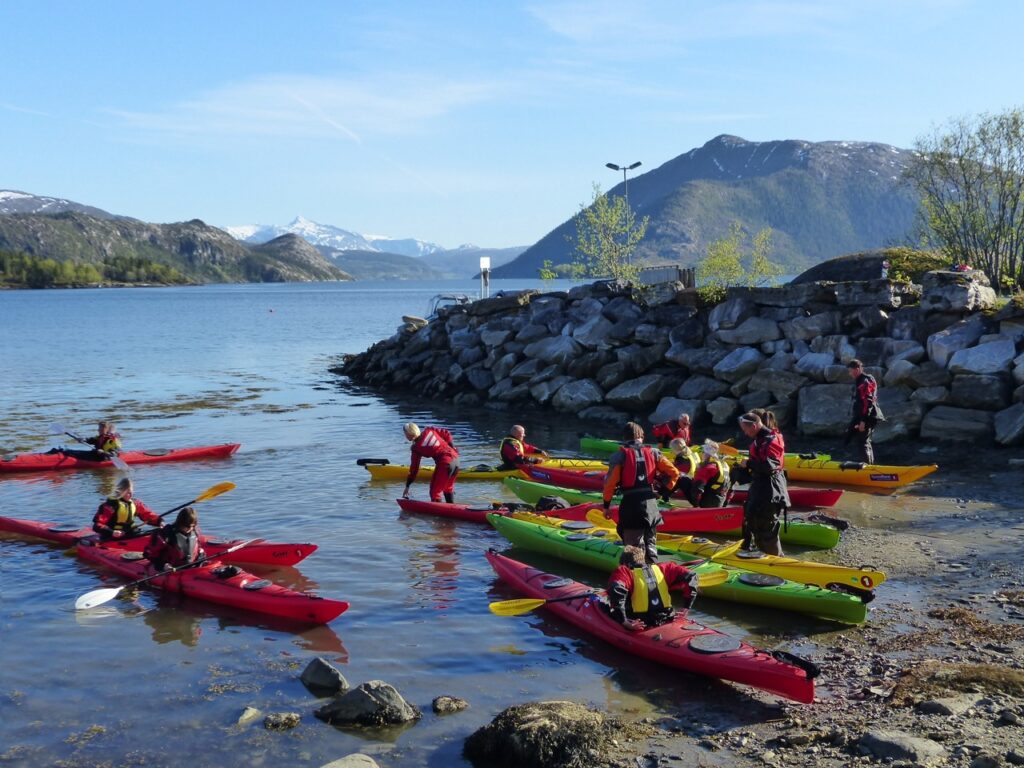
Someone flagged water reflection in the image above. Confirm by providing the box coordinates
[397,514,461,610]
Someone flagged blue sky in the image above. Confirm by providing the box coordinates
[2,0,1021,248]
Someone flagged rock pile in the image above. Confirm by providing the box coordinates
[338,271,1024,446]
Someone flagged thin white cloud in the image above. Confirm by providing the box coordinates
[1,101,51,117]
[108,73,496,140]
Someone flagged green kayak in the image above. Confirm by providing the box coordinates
[488,512,867,625]
[503,477,842,550]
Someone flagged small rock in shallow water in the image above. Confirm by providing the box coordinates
[432,695,468,714]
[264,712,301,731]
[998,709,1020,725]
[237,706,261,726]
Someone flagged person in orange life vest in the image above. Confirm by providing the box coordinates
[603,422,681,563]
[846,359,881,464]
[606,545,698,631]
[498,424,548,470]
[686,440,731,508]
[55,420,123,461]
[144,507,204,572]
[651,413,691,448]
[403,423,460,503]
[92,477,163,540]
[736,412,790,556]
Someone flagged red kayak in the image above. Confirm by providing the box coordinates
[396,498,527,523]
[0,515,317,567]
[543,501,744,534]
[485,550,817,703]
[76,539,348,624]
[519,465,842,509]
[0,443,241,473]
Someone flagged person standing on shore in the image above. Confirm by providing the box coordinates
[497,425,548,470]
[846,359,881,464]
[651,413,691,449]
[403,423,460,503]
[603,422,680,563]
[736,412,789,556]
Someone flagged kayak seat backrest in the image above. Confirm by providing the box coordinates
[838,461,867,470]
[242,579,272,590]
[142,449,172,457]
[212,565,241,579]
[121,551,147,561]
[470,464,496,472]
[542,577,574,589]
[737,573,786,587]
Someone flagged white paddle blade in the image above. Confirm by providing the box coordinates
[75,587,122,611]
[110,456,131,473]
[49,422,67,435]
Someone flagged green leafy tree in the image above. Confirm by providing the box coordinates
[571,183,649,282]
[695,223,783,303]
[905,106,1024,291]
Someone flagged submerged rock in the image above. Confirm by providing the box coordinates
[432,695,469,714]
[315,681,421,727]
[264,712,301,731]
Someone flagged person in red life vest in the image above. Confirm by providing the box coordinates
[686,440,731,508]
[497,424,548,470]
[603,422,680,563]
[651,413,691,448]
[846,359,882,464]
[403,422,460,503]
[144,507,204,572]
[605,545,698,631]
[92,477,163,540]
[736,412,790,556]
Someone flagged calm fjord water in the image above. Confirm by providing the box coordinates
[1,280,841,767]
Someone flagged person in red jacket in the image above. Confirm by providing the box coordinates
[687,441,731,508]
[846,359,882,464]
[605,545,698,631]
[498,425,548,470]
[403,423,460,503]
[92,477,162,540]
[651,413,691,448]
[736,412,790,556]
[144,507,204,572]
[603,422,680,563]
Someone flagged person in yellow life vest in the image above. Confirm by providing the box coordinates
[92,477,163,540]
[497,425,548,470]
[52,420,123,461]
[668,438,697,476]
[688,440,731,507]
[606,545,698,631]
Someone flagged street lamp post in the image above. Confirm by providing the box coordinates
[606,161,642,265]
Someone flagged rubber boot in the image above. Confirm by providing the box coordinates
[444,491,454,504]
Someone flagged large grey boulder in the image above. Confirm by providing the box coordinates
[480,328,512,347]
[516,323,551,344]
[794,352,836,383]
[617,342,668,375]
[315,681,420,727]
[552,379,605,413]
[874,389,925,442]
[780,311,840,341]
[947,339,1016,375]
[668,317,705,347]
[910,386,948,405]
[995,402,1024,445]
[843,305,889,338]
[523,336,583,367]
[465,367,495,391]
[707,397,741,425]
[468,290,537,317]
[458,345,485,367]
[858,729,946,766]
[601,295,644,323]
[748,368,808,401]
[810,335,855,362]
[763,351,797,371]
[509,358,545,383]
[301,658,349,696]
[665,346,729,374]
[595,361,629,391]
[634,323,670,346]
[920,269,996,314]
[677,375,730,401]
[605,375,672,410]
[530,376,571,405]
[491,352,519,382]
[949,374,1010,410]
[708,297,755,332]
[920,406,995,441]
[797,384,851,435]
[715,316,781,345]
[528,294,566,320]
[731,282,837,308]
[571,314,616,348]
[884,359,917,387]
[712,347,765,383]
[1001,317,1024,342]
[1015,351,1024,386]
[906,361,951,388]
[886,341,927,366]
[566,297,604,325]
[649,397,705,425]
[739,390,772,410]
[927,316,986,367]
[566,350,614,379]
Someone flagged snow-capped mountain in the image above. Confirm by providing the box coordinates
[0,189,116,219]
[223,216,443,257]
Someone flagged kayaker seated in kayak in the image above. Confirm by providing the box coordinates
[674,441,731,508]
[144,507,204,572]
[605,545,698,632]
[667,437,698,477]
[92,478,162,540]
[603,422,680,563]
[403,423,460,503]
[651,413,691,448]
[52,421,123,461]
[497,425,548,470]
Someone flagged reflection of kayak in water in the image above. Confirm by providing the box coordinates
[0,444,241,473]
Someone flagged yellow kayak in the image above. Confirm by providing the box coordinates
[360,457,607,481]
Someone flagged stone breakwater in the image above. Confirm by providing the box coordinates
[336,271,1024,447]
